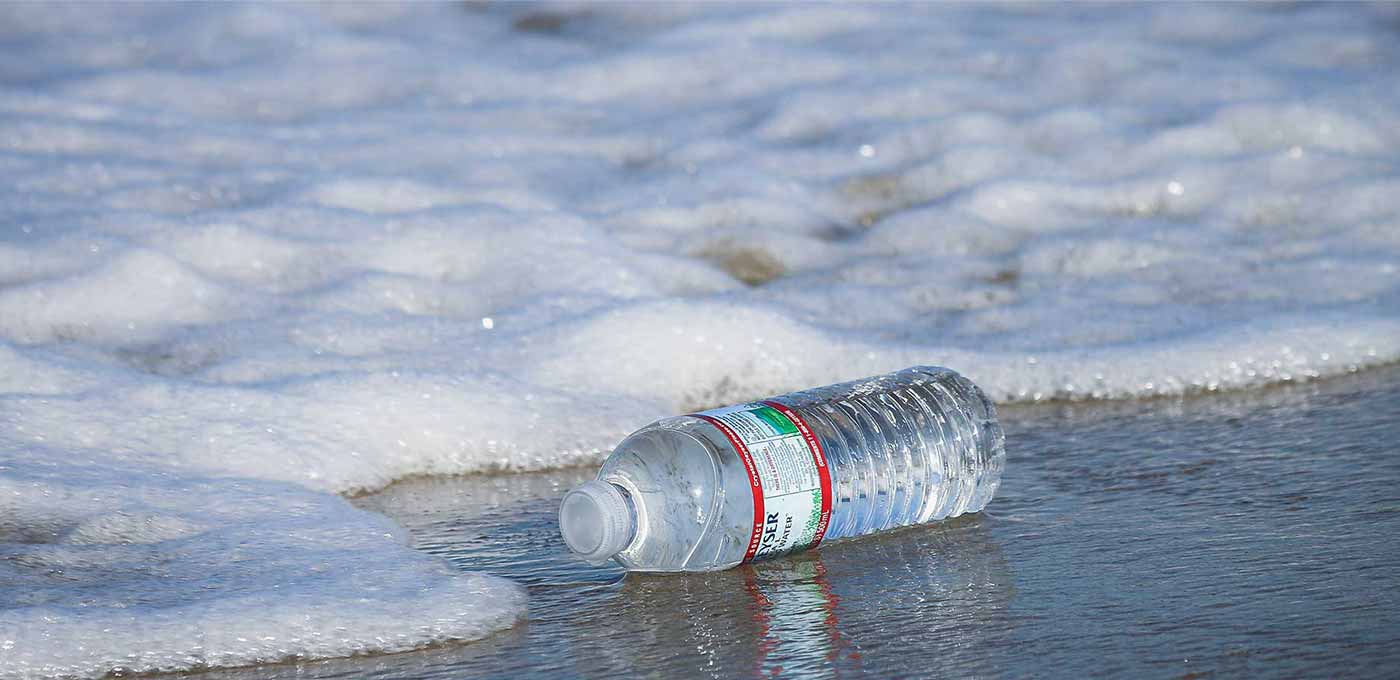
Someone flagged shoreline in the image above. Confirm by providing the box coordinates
[338,359,1399,500]
[147,363,1400,679]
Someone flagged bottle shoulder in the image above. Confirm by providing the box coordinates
[599,416,754,572]
[600,415,754,498]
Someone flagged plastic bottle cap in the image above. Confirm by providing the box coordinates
[559,480,635,563]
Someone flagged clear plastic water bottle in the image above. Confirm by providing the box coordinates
[559,366,1006,572]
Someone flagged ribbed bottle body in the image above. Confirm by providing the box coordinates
[770,366,1005,541]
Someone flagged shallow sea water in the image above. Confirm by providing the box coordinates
[5,2,1400,675]
[175,366,1400,679]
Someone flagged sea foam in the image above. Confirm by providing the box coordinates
[2,2,1399,677]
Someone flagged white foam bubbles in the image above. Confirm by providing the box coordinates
[0,248,241,344]
[2,2,1400,677]
[0,450,525,679]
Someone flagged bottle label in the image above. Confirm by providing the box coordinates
[690,400,832,562]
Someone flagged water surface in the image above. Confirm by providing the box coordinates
[180,366,1400,679]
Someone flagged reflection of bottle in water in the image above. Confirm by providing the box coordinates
[559,366,1005,572]
[562,512,1011,678]
[741,559,858,676]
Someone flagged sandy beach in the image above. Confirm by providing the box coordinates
[151,365,1400,679]
[4,4,1399,677]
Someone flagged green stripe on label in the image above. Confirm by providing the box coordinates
[752,405,799,435]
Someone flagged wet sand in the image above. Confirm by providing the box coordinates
[171,366,1400,679]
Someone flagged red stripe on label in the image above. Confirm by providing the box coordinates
[693,413,766,563]
[762,400,833,546]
